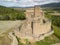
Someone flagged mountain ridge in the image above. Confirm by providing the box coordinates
[41,2,60,8]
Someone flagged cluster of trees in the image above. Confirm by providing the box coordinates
[53,8,60,13]
[44,12,52,19]
[52,16,60,38]
[45,12,60,27]
[0,6,26,20]
[52,16,60,27]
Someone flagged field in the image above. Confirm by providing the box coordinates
[0,20,24,45]
[53,26,60,38]
[0,8,60,45]
[0,20,23,34]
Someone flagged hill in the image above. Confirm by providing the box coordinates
[0,5,26,20]
[41,2,60,8]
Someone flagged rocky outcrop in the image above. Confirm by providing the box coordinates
[9,32,18,45]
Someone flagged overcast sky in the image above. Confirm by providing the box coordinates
[0,0,60,7]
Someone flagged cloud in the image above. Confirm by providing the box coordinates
[0,0,60,7]
[2,0,17,2]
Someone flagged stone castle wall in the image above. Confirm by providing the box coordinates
[33,20,51,37]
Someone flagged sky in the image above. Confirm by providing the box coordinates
[0,0,60,7]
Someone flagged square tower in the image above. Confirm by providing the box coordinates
[34,5,44,18]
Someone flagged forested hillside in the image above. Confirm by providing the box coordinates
[0,5,26,20]
[41,3,60,8]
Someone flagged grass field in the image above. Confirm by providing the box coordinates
[53,26,60,38]
[35,34,60,45]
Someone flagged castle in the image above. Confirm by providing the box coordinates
[14,5,54,41]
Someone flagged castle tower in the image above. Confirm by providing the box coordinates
[33,6,45,37]
[34,5,44,18]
